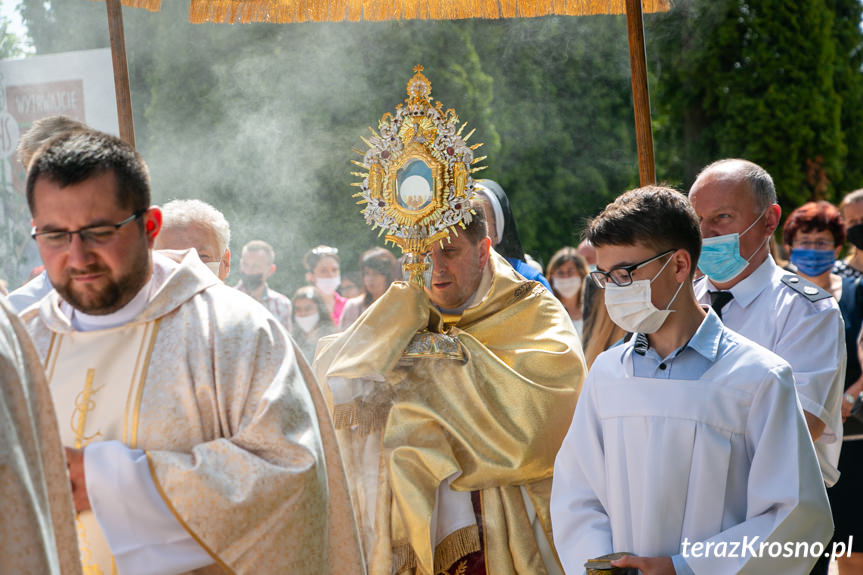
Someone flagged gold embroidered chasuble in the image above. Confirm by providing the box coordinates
[0,295,81,575]
[22,251,364,575]
[314,251,586,575]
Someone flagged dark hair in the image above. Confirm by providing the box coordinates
[26,129,150,216]
[460,199,488,245]
[303,245,340,273]
[359,247,399,305]
[291,285,334,329]
[588,186,702,276]
[476,179,525,260]
[546,246,589,302]
[782,201,845,248]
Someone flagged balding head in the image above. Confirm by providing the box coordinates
[690,159,776,215]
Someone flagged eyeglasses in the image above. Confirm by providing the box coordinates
[792,240,835,250]
[31,211,145,250]
[589,249,675,288]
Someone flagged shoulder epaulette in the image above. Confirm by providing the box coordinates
[780,274,833,303]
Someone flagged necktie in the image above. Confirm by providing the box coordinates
[709,291,734,319]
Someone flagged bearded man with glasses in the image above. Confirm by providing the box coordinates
[22,130,362,575]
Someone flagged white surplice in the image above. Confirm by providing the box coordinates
[551,327,832,574]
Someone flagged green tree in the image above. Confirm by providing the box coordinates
[0,16,23,59]
[650,0,851,209]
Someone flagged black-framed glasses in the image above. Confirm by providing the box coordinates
[31,211,145,250]
[589,248,675,288]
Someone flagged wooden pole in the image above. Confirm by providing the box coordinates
[625,0,656,186]
[106,0,136,149]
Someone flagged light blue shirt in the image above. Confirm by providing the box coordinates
[627,307,730,575]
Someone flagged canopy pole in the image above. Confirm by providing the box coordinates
[625,0,656,186]
[106,0,136,148]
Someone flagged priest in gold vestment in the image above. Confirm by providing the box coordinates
[22,129,363,575]
[0,294,81,575]
[315,206,585,575]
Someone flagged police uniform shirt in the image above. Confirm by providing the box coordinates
[694,255,846,486]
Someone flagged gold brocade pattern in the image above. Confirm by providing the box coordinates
[316,251,586,575]
[0,296,81,575]
[23,250,364,575]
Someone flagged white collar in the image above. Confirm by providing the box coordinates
[704,255,775,308]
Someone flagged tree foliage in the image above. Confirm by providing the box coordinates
[9,0,863,292]
[650,0,863,210]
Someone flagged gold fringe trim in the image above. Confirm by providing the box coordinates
[393,540,418,573]
[98,0,162,12]
[332,397,392,436]
[392,525,481,575]
[434,525,481,573]
[187,0,671,24]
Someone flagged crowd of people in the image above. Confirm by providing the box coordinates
[1,114,861,575]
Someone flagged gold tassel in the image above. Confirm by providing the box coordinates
[393,540,418,572]
[332,397,392,435]
[186,0,670,24]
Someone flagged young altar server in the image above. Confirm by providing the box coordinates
[550,186,832,574]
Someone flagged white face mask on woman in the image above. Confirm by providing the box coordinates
[315,276,341,296]
[295,311,320,334]
[604,252,684,334]
[552,275,582,298]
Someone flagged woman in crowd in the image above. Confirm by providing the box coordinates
[338,271,363,300]
[291,285,338,362]
[836,189,863,279]
[545,247,589,337]
[303,245,346,325]
[783,201,863,573]
[783,201,844,296]
[339,247,400,329]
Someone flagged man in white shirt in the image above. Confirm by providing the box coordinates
[551,185,832,574]
[688,158,845,488]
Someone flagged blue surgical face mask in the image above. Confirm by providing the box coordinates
[790,248,835,277]
[698,209,768,283]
